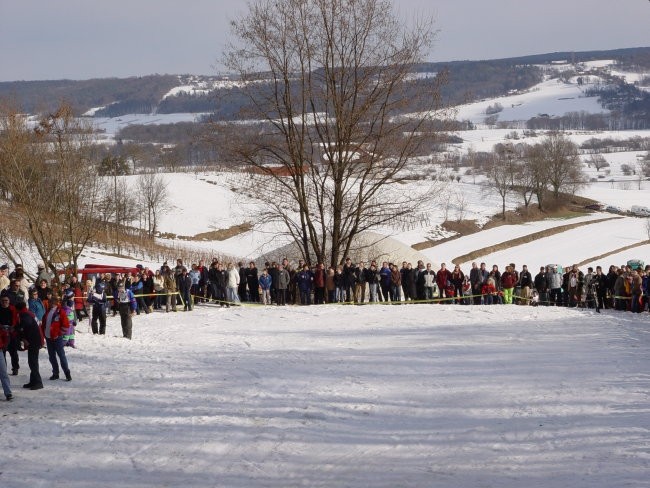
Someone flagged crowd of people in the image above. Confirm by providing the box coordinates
[171,257,650,313]
[1,256,649,402]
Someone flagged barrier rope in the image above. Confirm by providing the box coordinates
[70,290,646,309]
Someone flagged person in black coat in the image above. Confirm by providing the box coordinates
[16,302,43,390]
[342,258,356,303]
[178,268,193,311]
[246,262,259,303]
[593,266,609,310]
[238,262,248,302]
[518,264,533,304]
[88,282,108,335]
[534,266,549,305]
[214,264,229,307]
[268,262,280,304]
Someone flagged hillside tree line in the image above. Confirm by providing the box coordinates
[0,103,170,282]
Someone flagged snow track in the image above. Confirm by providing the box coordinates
[2,305,649,487]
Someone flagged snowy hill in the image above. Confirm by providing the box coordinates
[3,304,649,488]
[2,53,650,270]
[8,55,647,272]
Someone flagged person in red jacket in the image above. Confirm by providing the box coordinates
[436,263,453,302]
[42,295,72,382]
[0,315,13,400]
[312,263,326,304]
[0,295,19,375]
[501,265,518,305]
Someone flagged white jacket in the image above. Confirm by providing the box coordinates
[227,268,240,288]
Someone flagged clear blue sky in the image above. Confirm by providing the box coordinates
[1,0,648,81]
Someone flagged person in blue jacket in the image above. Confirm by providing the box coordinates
[379,262,392,302]
[258,268,272,305]
[296,264,313,305]
[28,289,46,321]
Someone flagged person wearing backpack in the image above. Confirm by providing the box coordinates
[16,301,43,391]
[61,289,78,348]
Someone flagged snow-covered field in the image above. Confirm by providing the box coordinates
[3,304,649,488]
[3,58,650,488]
[454,216,649,271]
[71,58,650,266]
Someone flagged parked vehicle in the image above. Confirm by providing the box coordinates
[584,203,603,211]
[627,259,645,270]
[604,205,623,214]
[630,205,650,217]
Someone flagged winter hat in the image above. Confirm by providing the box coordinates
[95,281,105,292]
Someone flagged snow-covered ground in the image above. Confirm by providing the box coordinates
[3,305,649,488]
[419,213,612,265]
[455,77,606,126]
[454,216,649,271]
[90,113,210,139]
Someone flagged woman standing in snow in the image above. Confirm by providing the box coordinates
[42,295,72,382]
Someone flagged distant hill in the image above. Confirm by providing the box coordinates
[1,47,649,120]
[0,75,180,115]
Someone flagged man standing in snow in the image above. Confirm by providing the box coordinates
[518,264,533,305]
[296,264,313,305]
[16,301,43,390]
[88,281,108,334]
[117,283,137,339]
[246,262,259,304]
[276,264,290,306]
[469,262,484,305]
[421,263,436,301]
[547,265,563,306]
[534,266,549,306]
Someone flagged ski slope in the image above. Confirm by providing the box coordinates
[2,305,649,488]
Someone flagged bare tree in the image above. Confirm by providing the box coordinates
[634,158,649,190]
[38,105,104,272]
[0,103,103,278]
[488,143,518,219]
[540,132,585,200]
[522,143,550,211]
[138,171,171,237]
[223,0,444,266]
[454,191,468,221]
[588,154,609,172]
